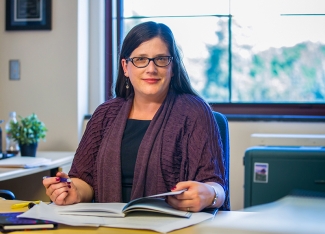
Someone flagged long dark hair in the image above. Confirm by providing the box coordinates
[115,21,198,99]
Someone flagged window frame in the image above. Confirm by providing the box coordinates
[105,1,325,121]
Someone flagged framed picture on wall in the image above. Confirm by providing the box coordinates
[6,0,52,31]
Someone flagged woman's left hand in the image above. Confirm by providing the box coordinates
[166,181,215,212]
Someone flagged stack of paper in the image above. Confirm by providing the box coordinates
[0,157,51,168]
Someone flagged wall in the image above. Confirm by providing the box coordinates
[0,0,86,152]
[0,0,324,210]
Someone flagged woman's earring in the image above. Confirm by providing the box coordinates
[126,78,130,89]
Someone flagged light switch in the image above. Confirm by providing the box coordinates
[9,60,20,80]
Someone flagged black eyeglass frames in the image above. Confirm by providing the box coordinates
[126,56,173,68]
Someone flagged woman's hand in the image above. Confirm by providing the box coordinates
[166,181,216,212]
[43,171,94,205]
[43,172,79,205]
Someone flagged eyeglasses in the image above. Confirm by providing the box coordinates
[126,56,173,68]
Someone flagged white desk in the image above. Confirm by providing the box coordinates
[0,151,74,201]
[0,151,74,181]
[196,195,325,234]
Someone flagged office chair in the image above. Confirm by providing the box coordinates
[212,111,230,211]
[0,189,15,200]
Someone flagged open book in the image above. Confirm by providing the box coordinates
[51,189,191,218]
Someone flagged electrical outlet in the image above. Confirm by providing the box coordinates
[9,60,20,80]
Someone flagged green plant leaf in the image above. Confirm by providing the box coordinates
[7,113,47,146]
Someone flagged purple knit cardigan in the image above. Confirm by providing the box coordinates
[69,91,229,210]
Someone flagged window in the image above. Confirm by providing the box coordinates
[106,0,325,119]
[231,0,325,104]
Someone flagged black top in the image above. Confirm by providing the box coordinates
[121,119,150,202]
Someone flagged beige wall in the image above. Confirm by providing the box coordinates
[0,0,85,152]
[0,0,324,210]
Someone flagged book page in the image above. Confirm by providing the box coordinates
[52,203,126,217]
[123,198,191,218]
[146,189,187,198]
[3,224,55,231]
[123,189,187,209]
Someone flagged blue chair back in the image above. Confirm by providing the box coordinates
[213,111,230,210]
[0,189,15,200]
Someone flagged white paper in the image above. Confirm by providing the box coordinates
[102,212,213,233]
[18,202,102,227]
[0,157,51,168]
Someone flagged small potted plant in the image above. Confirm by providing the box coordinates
[7,113,47,157]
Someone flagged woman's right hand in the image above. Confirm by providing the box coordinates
[43,171,80,205]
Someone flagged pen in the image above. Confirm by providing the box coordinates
[42,176,71,182]
[11,200,41,209]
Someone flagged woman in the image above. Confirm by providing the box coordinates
[43,21,229,212]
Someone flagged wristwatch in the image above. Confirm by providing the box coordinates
[210,185,218,206]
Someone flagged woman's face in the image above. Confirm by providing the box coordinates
[121,37,173,101]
